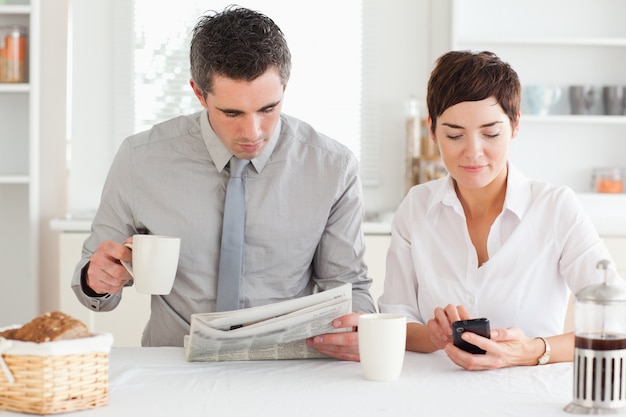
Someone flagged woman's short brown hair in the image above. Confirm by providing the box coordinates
[427,50,521,132]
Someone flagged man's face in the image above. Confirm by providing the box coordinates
[191,68,286,160]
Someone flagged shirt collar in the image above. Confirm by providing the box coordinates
[503,162,532,221]
[199,110,282,173]
[433,161,532,220]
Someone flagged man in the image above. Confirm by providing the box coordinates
[71,6,374,361]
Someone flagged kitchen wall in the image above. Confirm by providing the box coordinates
[359,0,450,215]
[38,0,69,313]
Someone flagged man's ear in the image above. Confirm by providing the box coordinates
[190,79,208,108]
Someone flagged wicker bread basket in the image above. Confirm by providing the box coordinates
[0,331,113,415]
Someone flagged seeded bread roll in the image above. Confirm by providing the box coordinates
[0,311,90,343]
[0,327,18,340]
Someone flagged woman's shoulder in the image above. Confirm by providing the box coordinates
[525,179,587,222]
[528,179,577,203]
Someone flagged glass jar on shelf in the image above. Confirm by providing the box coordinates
[1,25,28,83]
[592,167,624,194]
[0,29,4,82]
[417,158,447,184]
[405,95,421,193]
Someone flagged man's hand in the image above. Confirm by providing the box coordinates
[86,239,133,295]
[306,312,362,361]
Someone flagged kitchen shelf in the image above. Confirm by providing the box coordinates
[455,37,626,47]
[0,4,30,14]
[0,175,29,184]
[451,0,626,195]
[0,0,39,326]
[522,115,626,124]
[0,83,29,93]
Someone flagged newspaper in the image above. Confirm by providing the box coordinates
[184,283,352,362]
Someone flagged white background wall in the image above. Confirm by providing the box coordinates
[39,0,69,313]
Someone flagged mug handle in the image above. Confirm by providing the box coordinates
[120,242,134,277]
[552,88,562,105]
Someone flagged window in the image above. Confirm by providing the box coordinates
[129,0,373,181]
[69,0,383,214]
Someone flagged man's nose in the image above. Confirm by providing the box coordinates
[241,114,262,139]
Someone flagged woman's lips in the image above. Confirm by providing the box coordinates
[462,165,487,173]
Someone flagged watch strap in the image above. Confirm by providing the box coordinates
[536,337,550,365]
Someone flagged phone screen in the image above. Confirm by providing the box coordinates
[452,318,490,354]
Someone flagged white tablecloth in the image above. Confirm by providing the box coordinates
[0,347,576,416]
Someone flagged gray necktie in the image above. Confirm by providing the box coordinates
[216,157,250,311]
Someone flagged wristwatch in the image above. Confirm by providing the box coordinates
[536,337,550,365]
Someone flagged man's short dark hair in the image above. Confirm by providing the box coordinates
[190,5,292,96]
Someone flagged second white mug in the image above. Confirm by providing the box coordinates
[358,313,407,381]
[121,234,181,295]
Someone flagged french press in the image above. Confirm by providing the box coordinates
[565,259,626,414]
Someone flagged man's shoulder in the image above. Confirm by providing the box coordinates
[279,113,354,160]
[127,112,202,148]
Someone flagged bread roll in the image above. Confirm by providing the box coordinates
[0,311,90,343]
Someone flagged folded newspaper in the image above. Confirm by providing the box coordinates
[184,283,352,362]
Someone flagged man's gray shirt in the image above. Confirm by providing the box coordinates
[71,111,375,346]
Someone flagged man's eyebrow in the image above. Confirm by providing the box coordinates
[441,120,504,129]
[259,100,281,111]
[216,100,282,114]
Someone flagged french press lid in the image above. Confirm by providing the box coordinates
[575,260,626,304]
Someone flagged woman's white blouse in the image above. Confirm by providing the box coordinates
[378,163,621,337]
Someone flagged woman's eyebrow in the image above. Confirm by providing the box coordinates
[441,120,504,129]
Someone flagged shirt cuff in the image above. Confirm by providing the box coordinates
[80,262,109,298]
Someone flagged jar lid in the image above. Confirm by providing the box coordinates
[4,26,28,37]
[576,260,626,303]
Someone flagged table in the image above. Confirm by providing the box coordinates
[0,348,576,416]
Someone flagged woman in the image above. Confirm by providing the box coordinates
[378,50,622,370]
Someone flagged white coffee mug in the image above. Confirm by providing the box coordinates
[121,234,181,295]
[358,313,407,381]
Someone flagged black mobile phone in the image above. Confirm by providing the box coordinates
[452,318,490,354]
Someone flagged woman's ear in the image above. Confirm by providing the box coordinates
[511,112,521,139]
[428,115,437,143]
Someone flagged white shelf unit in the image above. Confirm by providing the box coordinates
[450,0,626,194]
[0,0,40,327]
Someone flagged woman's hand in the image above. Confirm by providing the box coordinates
[443,327,546,370]
[426,304,471,351]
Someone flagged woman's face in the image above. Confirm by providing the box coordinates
[431,97,520,192]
